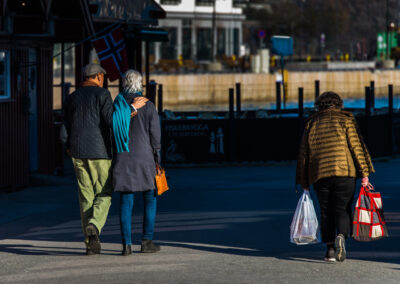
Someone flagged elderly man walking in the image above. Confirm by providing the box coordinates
[63,64,147,255]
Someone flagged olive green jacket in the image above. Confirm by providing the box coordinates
[296,109,374,189]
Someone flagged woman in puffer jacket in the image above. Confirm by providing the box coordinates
[296,91,374,262]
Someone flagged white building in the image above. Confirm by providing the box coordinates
[154,0,246,62]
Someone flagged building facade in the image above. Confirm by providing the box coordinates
[154,0,246,62]
[0,0,165,190]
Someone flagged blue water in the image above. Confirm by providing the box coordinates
[282,97,400,110]
[168,97,400,113]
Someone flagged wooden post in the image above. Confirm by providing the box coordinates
[297,87,305,149]
[389,84,393,116]
[298,87,304,118]
[370,81,375,109]
[158,84,163,115]
[61,42,65,108]
[235,82,241,116]
[389,84,394,154]
[229,88,234,120]
[280,57,286,109]
[276,81,281,112]
[147,80,157,104]
[315,80,320,99]
[135,40,142,73]
[365,86,371,117]
[229,88,235,162]
[145,41,150,91]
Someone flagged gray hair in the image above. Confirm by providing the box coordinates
[122,70,143,94]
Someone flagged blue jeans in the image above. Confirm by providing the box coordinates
[120,190,157,245]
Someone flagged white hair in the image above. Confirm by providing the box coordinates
[122,70,143,94]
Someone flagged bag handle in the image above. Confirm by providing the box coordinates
[302,190,310,202]
[362,183,374,191]
[155,163,163,175]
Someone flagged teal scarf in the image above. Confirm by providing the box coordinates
[113,93,131,153]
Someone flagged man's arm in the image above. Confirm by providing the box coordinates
[62,96,72,156]
[100,90,114,127]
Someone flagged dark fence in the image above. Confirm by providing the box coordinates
[162,114,400,164]
[51,80,400,169]
[158,82,400,165]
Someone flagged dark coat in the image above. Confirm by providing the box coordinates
[296,108,375,189]
[113,93,161,192]
[63,83,114,159]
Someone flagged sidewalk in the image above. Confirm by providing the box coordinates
[0,158,399,283]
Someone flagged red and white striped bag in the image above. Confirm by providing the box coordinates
[352,185,389,242]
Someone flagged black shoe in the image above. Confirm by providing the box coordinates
[86,247,96,256]
[324,247,336,262]
[122,244,132,256]
[335,234,346,262]
[141,240,160,253]
[86,223,101,254]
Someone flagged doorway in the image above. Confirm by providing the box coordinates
[28,48,38,172]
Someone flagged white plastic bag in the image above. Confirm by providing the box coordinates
[290,191,320,245]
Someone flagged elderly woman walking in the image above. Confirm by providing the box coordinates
[112,70,161,255]
[296,91,374,262]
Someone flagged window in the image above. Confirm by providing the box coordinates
[196,0,214,7]
[217,28,226,55]
[161,27,177,59]
[182,28,192,59]
[182,19,192,27]
[233,0,247,8]
[160,0,181,5]
[53,43,76,78]
[233,28,239,56]
[0,50,10,100]
[197,28,212,61]
[53,43,76,109]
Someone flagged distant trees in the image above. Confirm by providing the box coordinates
[244,0,397,59]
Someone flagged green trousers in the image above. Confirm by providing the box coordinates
[72,158,113,244]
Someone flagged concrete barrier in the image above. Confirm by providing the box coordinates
[151,70,400,110]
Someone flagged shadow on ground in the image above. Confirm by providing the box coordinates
[1,162,400,267]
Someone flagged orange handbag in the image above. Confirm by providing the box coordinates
[155,164,169,196]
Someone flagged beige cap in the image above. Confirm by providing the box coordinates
[84,63,107,77]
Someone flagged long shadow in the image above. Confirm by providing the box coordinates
[155,241,266,257]
[0,244,83,256]
[277,254,400,266]
[2,208,400,265]
[1,168,400,265]
[0,243,120,256]
[276,256,329,264]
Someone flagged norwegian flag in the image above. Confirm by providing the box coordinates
[91,27,129,81]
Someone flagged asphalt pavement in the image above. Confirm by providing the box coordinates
[0,159,399,283]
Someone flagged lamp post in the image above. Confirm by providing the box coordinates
[386,0,390,59]
[302,0,306,59]
[211,0,217,61]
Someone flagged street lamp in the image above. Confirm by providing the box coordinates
[211,0,217,62]
[386,0,390,59]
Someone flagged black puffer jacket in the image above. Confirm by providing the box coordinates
[63,83,114,159]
